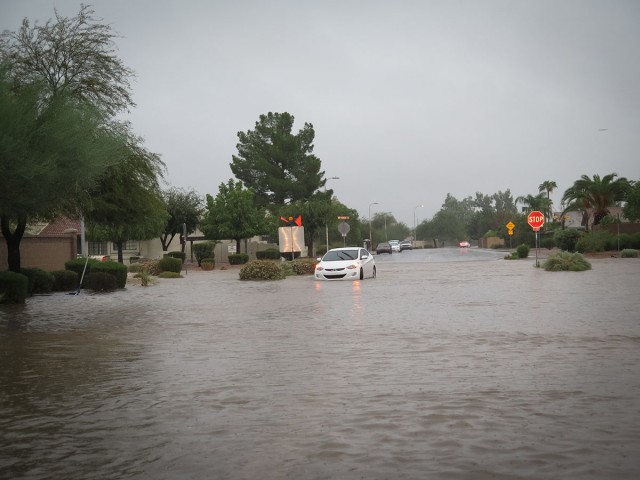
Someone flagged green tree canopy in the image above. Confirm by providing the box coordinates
[230,112,326,206]
[623,180,640,222]
[84,127,167,263]
[160,187,204,252]
[201,179,267,254]
[0,75,124,271]
[0,5,135,115]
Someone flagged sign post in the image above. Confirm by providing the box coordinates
[506,221,515,249]
[527,211,545,266]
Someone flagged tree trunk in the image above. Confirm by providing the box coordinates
[235,238,242,255]
[1,215,27,273]
[115,240,124,263]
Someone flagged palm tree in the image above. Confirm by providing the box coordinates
[515,193,551,214]
[561,173,629,231]
[538,180,557,222]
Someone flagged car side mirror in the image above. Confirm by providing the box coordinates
[316,257,322,262]
[360,254,368,260]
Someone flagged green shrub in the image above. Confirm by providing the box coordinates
[132,259,161,275]
[20,268,54,295]
[128,263,145,273]
[280,262,294,276]
[201,258,215,271]
[540,237,556,250]
[239,260,285,280]
[65,257,100,278]
[167,251,186,263]
[616,233,633,250]
[516,244,530,259]
[0,271,28,304]
[84,272,118,292]
[158,271,183,278]
[291,258,316,275]
[620,249,638,258]
[554,229,582,252]
[91,261,128,289]
[159,256,182,273]
[256,248,281,260]
[192,242,216,266]
[52,270,78,291]
[575,231,615,253]
[542,252,592,271]
[134,270,155,286]
[228,253,249,265]
[631,233,640,249]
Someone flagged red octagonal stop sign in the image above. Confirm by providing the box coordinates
[527,210,545,230]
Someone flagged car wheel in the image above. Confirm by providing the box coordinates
[372,266,376,278]
[359,267,364,280]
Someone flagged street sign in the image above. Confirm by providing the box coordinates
[338,222,350,235]
[506,221,515,230]
[337,216,350,220]
[527,211,545,231]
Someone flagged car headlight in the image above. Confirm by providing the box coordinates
[315,265,324,271]
[346,263,359,270]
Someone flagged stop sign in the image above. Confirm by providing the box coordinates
[527,211,545,230]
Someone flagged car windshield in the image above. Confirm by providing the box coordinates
[323,249,357,261]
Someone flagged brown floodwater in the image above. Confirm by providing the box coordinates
[1,252,639,479]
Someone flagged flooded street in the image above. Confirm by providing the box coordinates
[1,252,640,479]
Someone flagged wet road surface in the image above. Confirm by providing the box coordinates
[1,252,639,479]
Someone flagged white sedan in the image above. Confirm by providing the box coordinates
[315,247,376,281]
[459,241,471,248]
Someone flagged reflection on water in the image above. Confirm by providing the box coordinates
[1,258,640,479]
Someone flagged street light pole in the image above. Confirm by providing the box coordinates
[369,202,379,250]
[414,204,424,246]
[325,177,340,253]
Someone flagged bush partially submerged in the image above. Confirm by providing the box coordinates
[239,260,285,280]
[542,252,592,271]
[84,272,118,292]
[158,271,183,279]
[52,270,78,291]
[620,249,638,258]
[291,258,317,275]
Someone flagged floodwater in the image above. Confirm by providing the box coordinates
[1,251,639,479]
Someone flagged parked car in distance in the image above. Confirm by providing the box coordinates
[400,241,412,251]
[459,241,471,248]
[314,247,376,280]
[376,242,392,254]
[90,255,110,261]
[388,240,401,252]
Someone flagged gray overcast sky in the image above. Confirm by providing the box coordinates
[2,0,639,226]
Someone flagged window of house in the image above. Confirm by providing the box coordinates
[112,240,138,251]
[88,242,108,255]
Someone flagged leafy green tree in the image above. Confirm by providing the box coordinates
[623,180,640,222]
[562,173,630,229]
[0,76,123,272]
[201,179,266,254]
[160,187,204,253]
[84,129,167,263]
[230,112,326,206]
[0,5,134,115]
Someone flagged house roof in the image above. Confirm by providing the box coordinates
[39,217,81,236]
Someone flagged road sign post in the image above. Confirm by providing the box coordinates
[527,211,545,266]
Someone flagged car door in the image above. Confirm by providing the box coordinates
[359,248,373,277]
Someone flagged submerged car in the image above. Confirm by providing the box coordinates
[376,242,392,254]
[315,247,376,280]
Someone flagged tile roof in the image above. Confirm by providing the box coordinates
[39,217,81,236]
